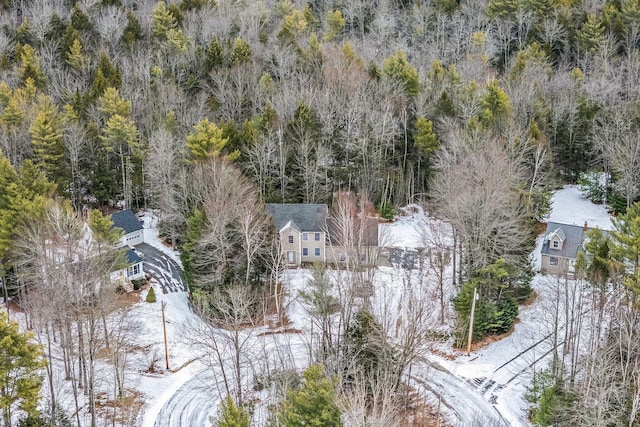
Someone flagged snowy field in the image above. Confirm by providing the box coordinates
[548,185,613,230]
[2,186,614,426]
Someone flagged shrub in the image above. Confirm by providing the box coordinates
[277,365,342,427]
[146,286,157,303]
[378,201,394,220]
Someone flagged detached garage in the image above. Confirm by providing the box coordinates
[110,209,144,247]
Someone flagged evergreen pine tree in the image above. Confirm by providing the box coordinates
[152,1,178,41]
[98,87,132,118]
[100,114,139,206]
[229,38,252,66]
[185,118,232,161]
[0,312,46,427]
[17,45,45,88]
[611,202,640,300]
[0,152,18,258]
[382,51,419,97]
[29,96,66,187]
[277,365,342,427]
[65,38,87,72]
[325,10,345,41]
[215,396,249,427]
[123,11,143,47]
[413,116,439,157]
[15,18,33,45]
[204,36,223,71]
[480,79,511,127]
[577,14,606,51]
[146,286,157,303]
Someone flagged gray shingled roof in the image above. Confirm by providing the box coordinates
[541,222,586,259]
[124,247,142,265]
[110,209,143,234]
[551,227,566,241]
[266,204,328,232]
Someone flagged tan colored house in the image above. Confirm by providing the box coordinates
[540,222,589,275]
[266,204,379,266]
[266,204,328,265]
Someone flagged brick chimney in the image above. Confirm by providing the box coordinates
[583,221,588,231]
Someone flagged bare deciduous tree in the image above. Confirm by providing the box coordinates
[189,283,259,405]
[431,128,530,276]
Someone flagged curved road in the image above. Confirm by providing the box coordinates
[137,241,512,426]
[153,368,218,427]
[411,357,508,427]
[147,355,510,427]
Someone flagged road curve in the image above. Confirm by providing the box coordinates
[411,357,509,427]
[153,368,218,427]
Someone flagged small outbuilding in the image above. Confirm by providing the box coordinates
[110,209,144,247]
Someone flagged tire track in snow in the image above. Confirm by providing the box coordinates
[411,356,508,426]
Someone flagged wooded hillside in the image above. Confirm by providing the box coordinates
[1,0,640,425]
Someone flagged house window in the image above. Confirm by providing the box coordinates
[288,235,294,244]
[360,253,367,262]
[303,248,309,256]
[303,233,308,241]
[552,240,559,248]
[315,248,321,256]
[339,253,347,262]
[127,263,140,277]
[315,233,320,241]
[549,257,558,266]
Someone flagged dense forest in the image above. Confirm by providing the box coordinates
[0,0,640,425]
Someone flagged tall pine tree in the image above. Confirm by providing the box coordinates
[0,312,45,427]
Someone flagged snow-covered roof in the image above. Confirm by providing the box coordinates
[548,186,613,231]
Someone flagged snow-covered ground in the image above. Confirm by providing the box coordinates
[134,189,616,426]
[549,185,614,230]
[366,186,615,426]
[4,188,614,426]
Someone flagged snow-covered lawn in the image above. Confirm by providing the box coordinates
[549,185,614,230]
[3,189,614,427]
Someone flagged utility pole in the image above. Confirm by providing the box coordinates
[467,286,478,356]
[161,301,169,370]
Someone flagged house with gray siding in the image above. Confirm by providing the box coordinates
[540,221,589,275]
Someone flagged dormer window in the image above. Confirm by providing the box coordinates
[552,240,559,248]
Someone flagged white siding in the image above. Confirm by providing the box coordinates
[121,230,144,247]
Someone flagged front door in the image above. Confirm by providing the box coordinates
[287,251,296,263]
